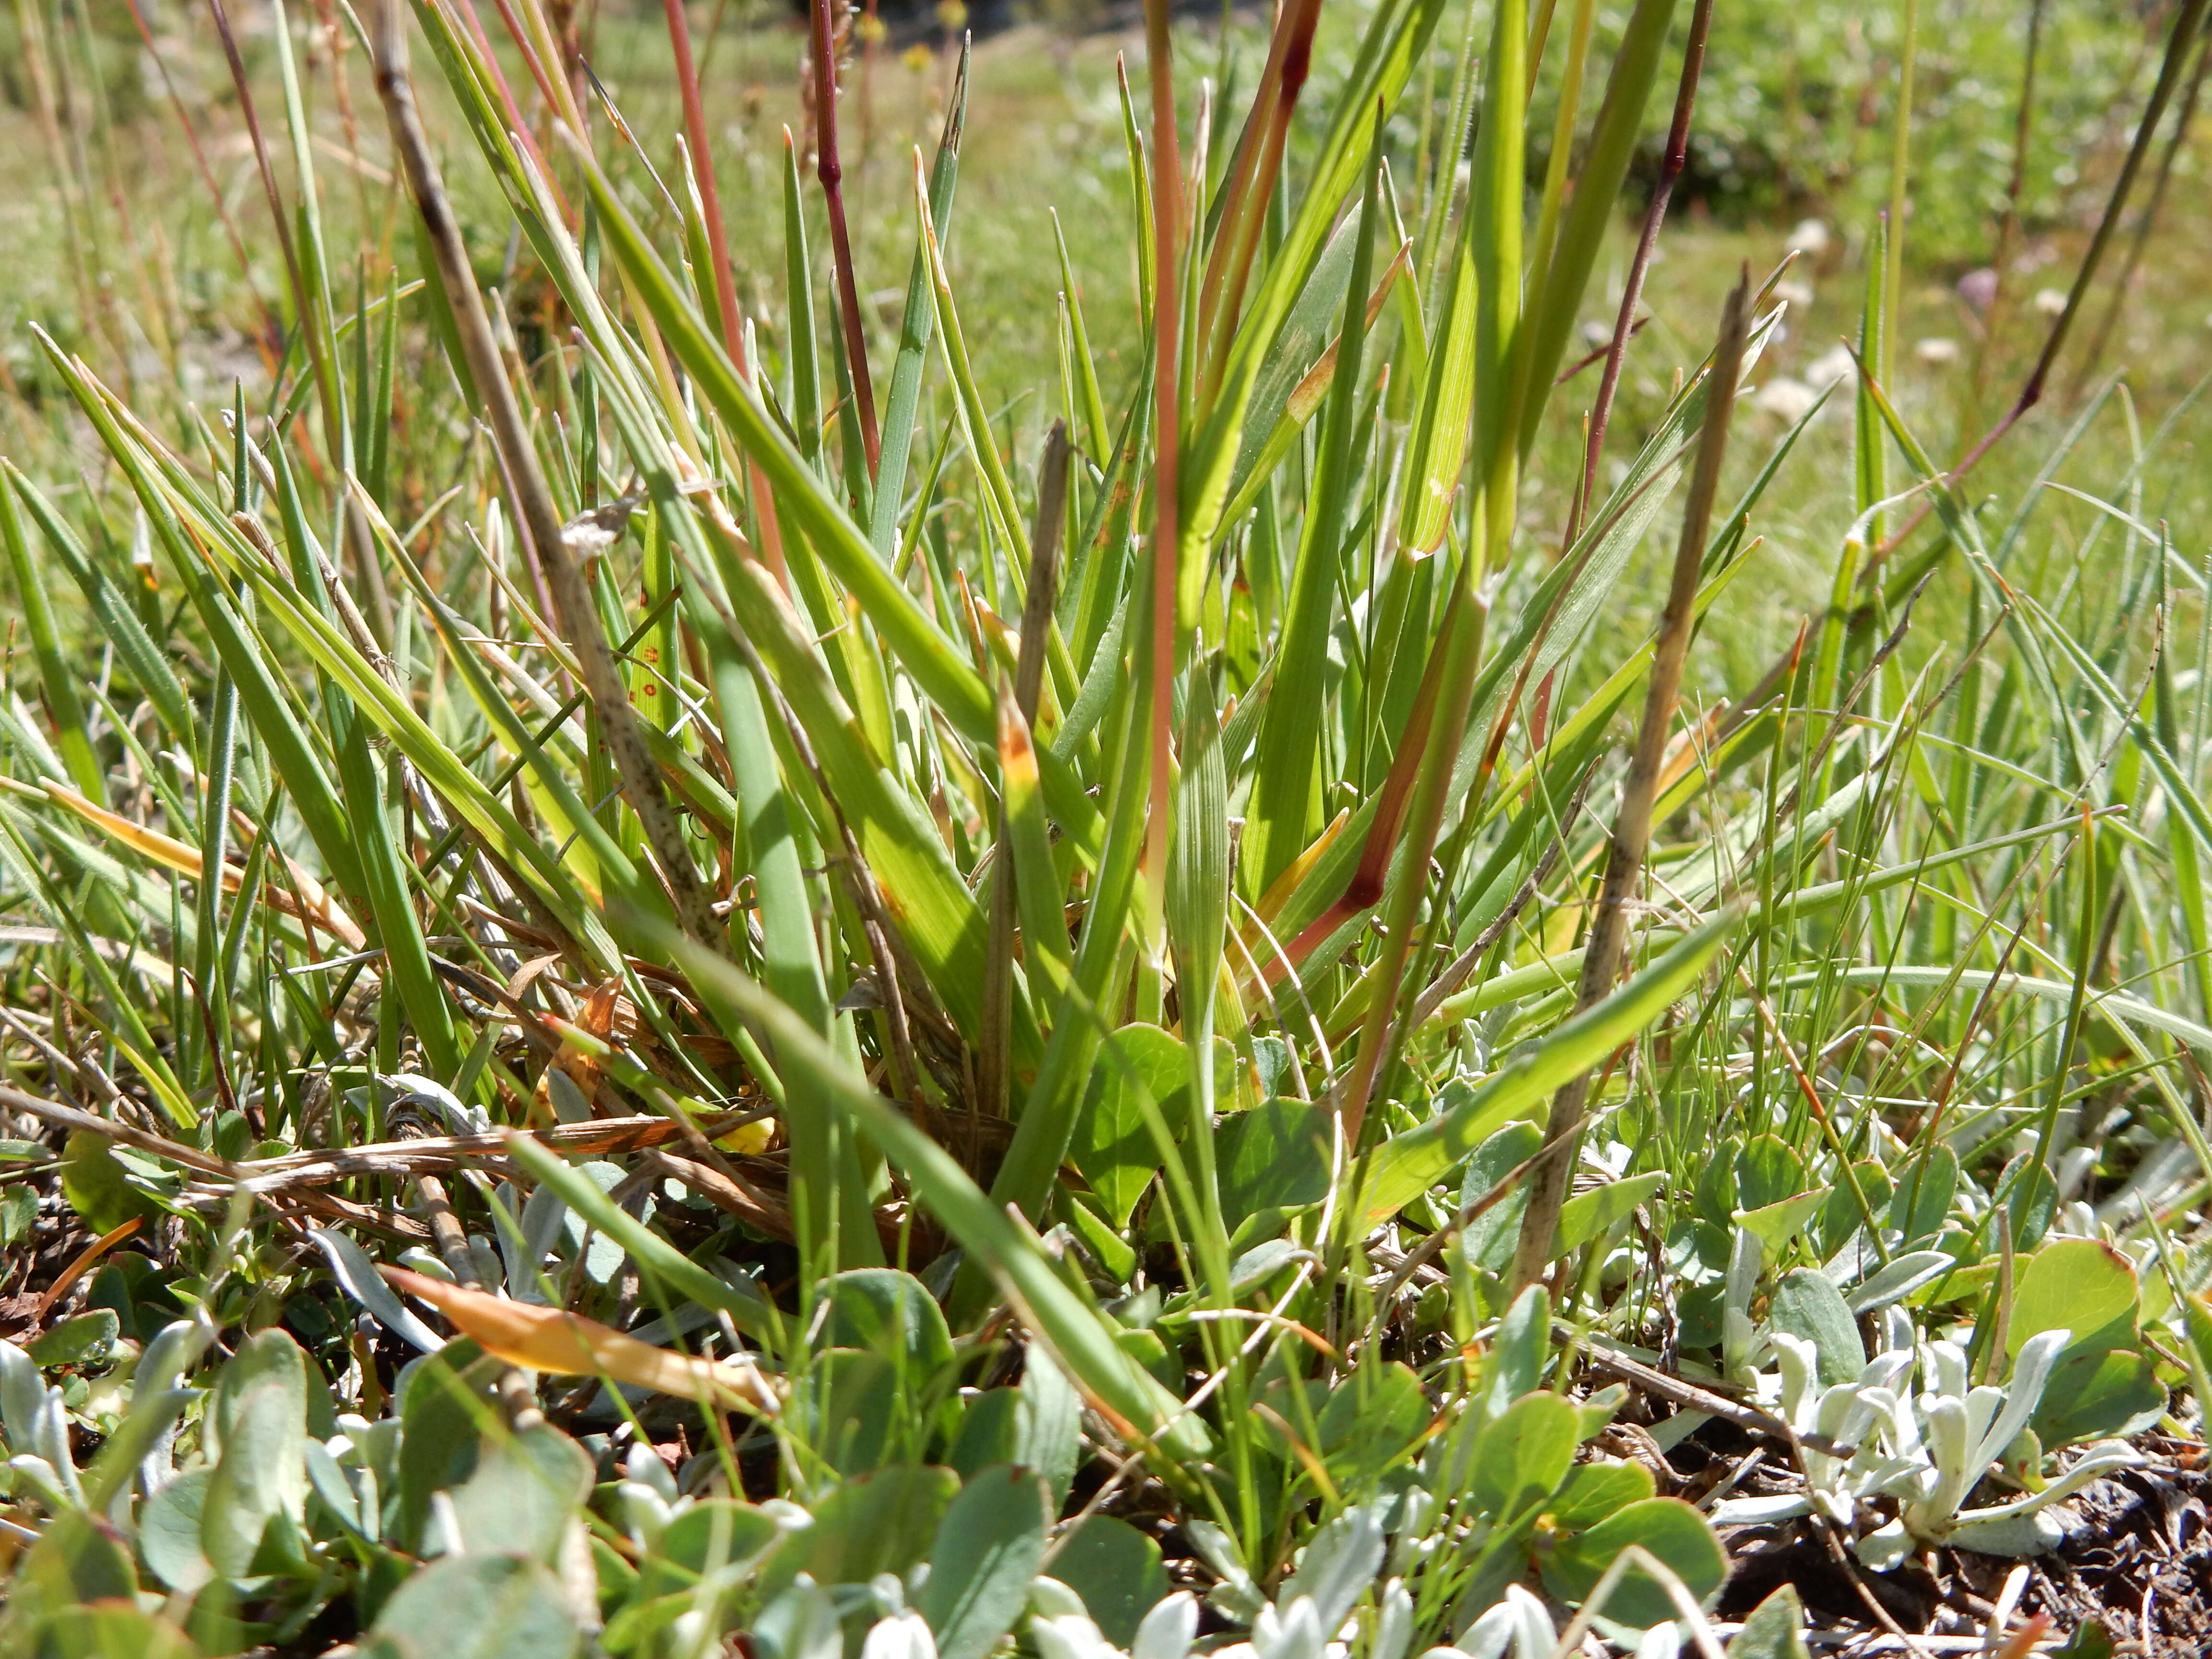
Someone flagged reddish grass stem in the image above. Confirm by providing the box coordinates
[1196,0,1323,392]
[660,0,789,582]
[1564,0,1715,553]
[811,0,881,477]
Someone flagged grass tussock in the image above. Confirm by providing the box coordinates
[3,0,2212,1655]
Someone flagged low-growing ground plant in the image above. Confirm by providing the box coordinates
[2,0,2212,1654]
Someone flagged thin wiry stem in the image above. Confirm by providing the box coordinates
[1510,270,1753,1295]
[2075,10,2212,394]
[1962,0,2048,444]
[1866,0,2212,567]
[372,0,725,959]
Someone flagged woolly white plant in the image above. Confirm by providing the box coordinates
[1714,1315,2141,1564]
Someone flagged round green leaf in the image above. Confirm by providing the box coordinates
[12,1603,197,1659]
[1468,1390,1579,1520]
[1539,1497,1726,1627]
[2030,1348,2167,1445]
[1767,1267,1864,1387]
[1048,1515,1169,1647]
[447,1424,592,1564]
[366,1553,579,1659]
[1731,1585,1809,1659]
[2008,1238,2140,1360]
[919,1466,1050,1659]
[137,1468,214,1594]
[1547,1459,1655,1533]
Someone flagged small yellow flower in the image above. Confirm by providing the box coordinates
[902,41,934,71]
[855,10,887,43]
[935,0,967,28]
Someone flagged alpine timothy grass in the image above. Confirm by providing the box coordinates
[0,0,2210,1653]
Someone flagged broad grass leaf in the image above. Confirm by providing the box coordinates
[1734,1189,1831,1258]
[11,1604,197,1659]
[25,1311,119,1370]
[1887,1148,1959,1247]
[654,1500,784,1581]
[948,1388,1022,1479]
[1315,1360,1432,1487]
[1461,1120,1543,1271]
[825,1270,957,1376]
[138,1467,215,1594]
[1819,1162,1892,1258]
[1071,1024,1187,1226]
[1019,1349,1083,1507]
[1555,1173,1664,1255]
[1735,1135,1809,1211]
[394,1343,493,1556]
[659,943,1210,1458]
[1361,916,1734,1222]
[59,1132,161,1236]
[1216,1097,1334,1233]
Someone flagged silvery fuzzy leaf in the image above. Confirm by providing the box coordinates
[1724,1227,1764,1376]
[624,1441,678,1503]
[29,1387,78,1499]
[384,1071,488,1135]
[1131,1592,1199,1659]
[1963,1385,2007,1459]
[1882,1308,1914,1358]
[1032,1612,1118,1659]
[1770,1334,1816,1428]
[0,1340,41,1450]
[7,1454,74,1513]
[309,1227,444,1353]
[1853,1518,1912,1572]
[754,1577,842,1659]
[1453,1602,1516,1659]
[1030,1578,1089,1622]
[1373,1579,1414,1659]
[1711,1493,1814,1525]
[1257,1597,1324,1659]
[1923,1341,1970,1401]
[1845,1251,1956,1315]
[859,1611,939,1659]
[1188,1519,1264,1618]
[1942,1507,2071,1559]
[1972,1328,2069,1471]
[1857,1347,1914,1394]
[1950,1440,2141,1531]
[1282,1509,1385,1635]
[1503,1586,1555,1659]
